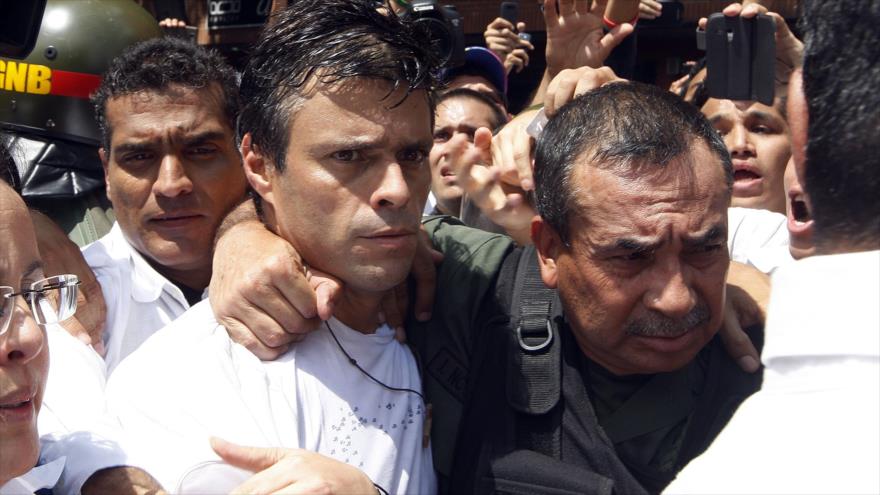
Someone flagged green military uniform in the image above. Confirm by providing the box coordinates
[408,216,763,494]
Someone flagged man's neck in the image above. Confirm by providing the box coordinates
[144,257,210,294]
[333,287,385,334]
[436,198,461,217]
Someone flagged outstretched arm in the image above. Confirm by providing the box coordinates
[530,0,633,105]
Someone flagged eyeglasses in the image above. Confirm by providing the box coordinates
[0,274,79,336]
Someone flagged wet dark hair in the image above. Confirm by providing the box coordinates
[799,0,880,250]
[534,81,732,245]
[238,0,440,172]
[436,88,508,131]
[91,37,240,151]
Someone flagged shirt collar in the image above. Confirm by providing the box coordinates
[763,250,880,365]
[0,457,65,495]
[108,223,190,305]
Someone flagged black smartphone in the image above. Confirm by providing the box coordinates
[704,13,776,105]
[500,1,519,26]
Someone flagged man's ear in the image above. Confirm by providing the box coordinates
[98,148,111,198]
[241,133,274,204]
[532,216,562,289]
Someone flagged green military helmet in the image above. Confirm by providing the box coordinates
[0,0,161,146]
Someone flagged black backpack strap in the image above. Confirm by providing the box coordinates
[503,245,564,458]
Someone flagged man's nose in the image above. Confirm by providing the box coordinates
[153,154,193,198]
[371,162,411,209]
[0,300,45,365]
[642,259,697,320]
[727,123,754,157]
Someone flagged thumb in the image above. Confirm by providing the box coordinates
[210,437,285,473]
[474,127,494,160]
[308,268,343,321]
[599,22,634,60]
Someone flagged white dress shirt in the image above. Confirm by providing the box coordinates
[36,224,204,494]
[36,326,128,495]
[727,207,793,274]
[666,250,880,494]
[0,457,65,495]
[106,301,437,495]
[82,222,203,374]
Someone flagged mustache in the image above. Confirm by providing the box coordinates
[624,301,711,338]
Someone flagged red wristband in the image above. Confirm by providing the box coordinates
[603,14,639,30]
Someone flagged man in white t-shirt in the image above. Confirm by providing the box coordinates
[104,1,440,493]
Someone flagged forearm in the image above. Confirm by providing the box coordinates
[528,69,553,108]
[214,196,262,248]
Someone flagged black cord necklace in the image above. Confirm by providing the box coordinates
[324,320,426,405]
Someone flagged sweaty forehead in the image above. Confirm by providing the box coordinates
[106,85,231,139]
[703,97,784,121]
[290,80,432,144]
[572,146,729,239]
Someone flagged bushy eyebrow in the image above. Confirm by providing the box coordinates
[744,110,782,123]
[113,141,155,156]
[182,130,229,147]
[24,260,43,278]
[594,237,663,256]
[683,224,726,247]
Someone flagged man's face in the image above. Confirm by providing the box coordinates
[256,80,432,294]
[536,142,731,375]
[0,190,48,483]
[429,95,499,214]
[702,98,791,214]
[101,84,247,289]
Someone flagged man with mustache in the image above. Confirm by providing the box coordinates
[421,81,762,493]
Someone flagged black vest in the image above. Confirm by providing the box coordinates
[447,246,763,494]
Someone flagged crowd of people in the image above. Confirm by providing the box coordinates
[1,0,878,494]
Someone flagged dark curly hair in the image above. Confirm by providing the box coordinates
[239,0,440,172]
[91,37,240,151]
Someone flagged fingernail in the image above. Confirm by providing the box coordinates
[738,356,760,373]
[417,312,431,322]
[521,178,534,190]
